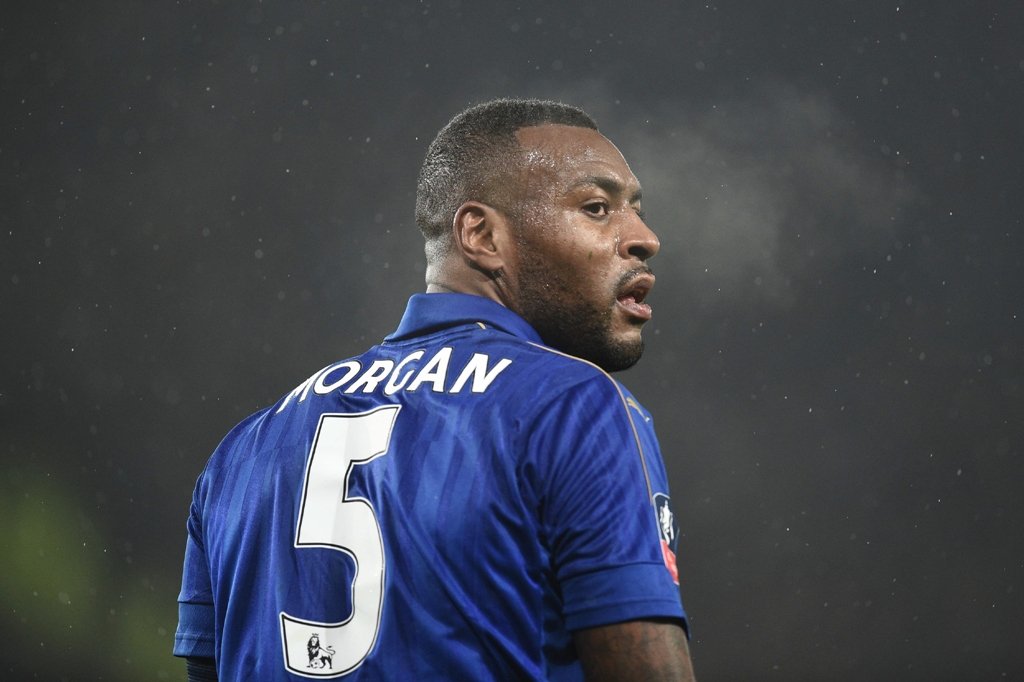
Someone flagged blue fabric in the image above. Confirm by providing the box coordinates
[175,602,216,658]
[175,293,686,680]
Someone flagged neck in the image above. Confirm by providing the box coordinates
[425,259,512,309]
[425,282,458,294]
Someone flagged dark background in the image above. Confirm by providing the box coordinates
[3,1,1022,680]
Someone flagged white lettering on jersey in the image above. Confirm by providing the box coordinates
[450,354,513,394]
[405,347,453,393]
[345,360,396,394]
[383,350,425,396]
[315,361,362,394]
[278,372,319,413]
[276,347,511,412]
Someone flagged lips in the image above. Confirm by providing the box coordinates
[616,272,655,321]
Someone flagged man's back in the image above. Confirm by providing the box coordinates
[175,293,685,680]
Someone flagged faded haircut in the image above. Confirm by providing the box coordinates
[415,98,598,243]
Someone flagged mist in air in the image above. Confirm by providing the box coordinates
[3,2,1021,680]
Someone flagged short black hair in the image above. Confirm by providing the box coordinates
[415,98,598,242]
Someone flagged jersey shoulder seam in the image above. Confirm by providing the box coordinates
[523,342,655,503]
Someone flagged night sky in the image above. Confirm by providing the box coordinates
[3,1,1022,680]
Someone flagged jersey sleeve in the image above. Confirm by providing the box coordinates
[173,474,217,659]
[524,373,686,632]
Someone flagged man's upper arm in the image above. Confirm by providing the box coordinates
[525,373,688,629]
[574,619,696,682]
[174,476,217,659]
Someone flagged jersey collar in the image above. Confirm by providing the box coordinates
[385,293,543,344]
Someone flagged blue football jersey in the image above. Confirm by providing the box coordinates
[175,293,686,680]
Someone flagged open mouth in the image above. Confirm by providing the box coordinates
[616,274,654,321]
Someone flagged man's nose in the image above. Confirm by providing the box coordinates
[620,212,660,261]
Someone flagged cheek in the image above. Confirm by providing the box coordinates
[570,235,615,272]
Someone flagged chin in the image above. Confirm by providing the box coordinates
[519,293,647,371]
[588,336,645,373]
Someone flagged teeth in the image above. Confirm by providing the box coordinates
[620,288,646,303]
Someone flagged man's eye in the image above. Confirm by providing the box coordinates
[583,202,609,216]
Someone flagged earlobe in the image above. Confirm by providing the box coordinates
[452,201,508,274]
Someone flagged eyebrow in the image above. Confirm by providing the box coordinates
[568,175,643,204]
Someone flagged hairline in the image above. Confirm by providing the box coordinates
[416,99,599,246]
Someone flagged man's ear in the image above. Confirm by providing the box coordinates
[451,201,512,274]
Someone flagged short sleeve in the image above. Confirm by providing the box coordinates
[173,479,216,659]
[525,374,685,631]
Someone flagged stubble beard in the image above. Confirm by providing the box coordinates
[511,260,645,373]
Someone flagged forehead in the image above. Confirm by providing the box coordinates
[513,124,639,193]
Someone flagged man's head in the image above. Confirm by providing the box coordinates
[417,98,660,372]
[416,99,598,245]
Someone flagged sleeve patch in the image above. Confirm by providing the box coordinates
[653,493,679,585]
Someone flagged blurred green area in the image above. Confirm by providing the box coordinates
[1,465,184,681]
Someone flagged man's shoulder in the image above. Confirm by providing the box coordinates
[381,319,615,389]
[201,404,276,466]
[470,326,626,393]
[208,328,636,452]
[466,332,654,429]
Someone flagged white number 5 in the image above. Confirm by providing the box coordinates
[280,406,399,678]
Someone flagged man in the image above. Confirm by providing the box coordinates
[174,98,695,681]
